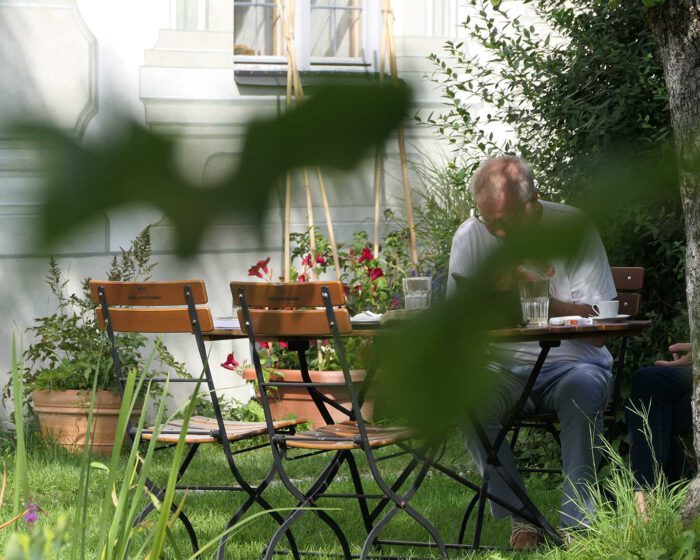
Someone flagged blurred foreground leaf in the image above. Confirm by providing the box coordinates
[372,213,597,440]
[17,82,411,256]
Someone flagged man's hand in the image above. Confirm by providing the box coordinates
[655,342,693,367]
[549,298,595,318]
[549,298,604,346]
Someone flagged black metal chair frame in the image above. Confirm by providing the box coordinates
[95,281,301,560]
[238,283,450,560]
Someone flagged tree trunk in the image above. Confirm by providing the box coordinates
[647,1,700,523]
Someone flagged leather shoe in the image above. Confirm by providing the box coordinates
[510,521,542,549]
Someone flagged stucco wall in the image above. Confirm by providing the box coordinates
[0,0,466,419]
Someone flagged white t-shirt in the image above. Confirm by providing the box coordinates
[447,201,617,369]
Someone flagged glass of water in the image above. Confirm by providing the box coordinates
[403,277,432,310]
[518,279,550,326]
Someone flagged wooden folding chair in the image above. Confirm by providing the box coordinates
[232,280,448,560]
[90,280,306,559]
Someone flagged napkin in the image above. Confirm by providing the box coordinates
[350,311,383,323]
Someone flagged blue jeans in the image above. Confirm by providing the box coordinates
[464,361,612,529]
[626,365,692,489]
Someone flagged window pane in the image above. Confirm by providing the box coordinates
[234,2,283,56]
[310,0,363,59]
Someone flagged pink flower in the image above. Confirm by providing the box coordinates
[302,254,313,267]
[259,342,270,350]
[278,341,289,349]
[369,267,384,281]
[23,500,38,528]
[358,247,374,263]
[221,353,240,370]
[316,255,327,265]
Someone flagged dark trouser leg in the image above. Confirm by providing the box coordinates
[626,365,692,488]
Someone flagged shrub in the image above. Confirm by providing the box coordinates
[420,0,686,365]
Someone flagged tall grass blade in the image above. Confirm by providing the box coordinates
[148,374,203,559]
[11,334,28,517]
[71,343,104,560]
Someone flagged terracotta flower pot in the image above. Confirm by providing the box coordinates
[31,389,140,456]
[241,368,374,428]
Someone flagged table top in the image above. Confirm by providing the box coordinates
[204,320,651,342]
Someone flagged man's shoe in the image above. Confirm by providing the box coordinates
[510,521,542,549]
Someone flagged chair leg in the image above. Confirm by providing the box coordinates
[266,449,351,559]
[135,479,200,553]
[216,467,300,560]
[362,447,447,559]
[344,451,374,536]
[472,466,491,549]
[458,493,480,545]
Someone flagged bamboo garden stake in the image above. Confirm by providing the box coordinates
[275,0,341,278]
[381,0,419,270]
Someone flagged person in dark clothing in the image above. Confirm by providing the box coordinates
[626,342,693,515]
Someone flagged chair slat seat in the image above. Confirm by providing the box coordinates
[139,416,306,444]
[283,421,413,450]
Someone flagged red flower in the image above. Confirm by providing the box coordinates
[358,247,374,263]
[369,267,384,281]
[278,341,289,349]
[302,254,313,267]
[247,265,263,279]
[221,353,240,370]
[248,257,271,278]
[259,341,270,350]
[316,255,327,265]
[298,273,307,283]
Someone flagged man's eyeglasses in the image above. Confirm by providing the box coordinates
[474,199,536,236]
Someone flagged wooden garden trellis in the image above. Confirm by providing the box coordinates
[276,0,419,280]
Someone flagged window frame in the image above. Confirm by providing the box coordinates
[233,0,381,75]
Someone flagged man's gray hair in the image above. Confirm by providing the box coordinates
[470,156,536,207]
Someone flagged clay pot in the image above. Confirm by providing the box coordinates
[31,390,140,455]
[241,368,374,428]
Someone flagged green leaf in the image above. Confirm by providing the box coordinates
[18,82,411,256]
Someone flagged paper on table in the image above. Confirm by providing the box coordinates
[350,311,383,324]
[214,317,240,329]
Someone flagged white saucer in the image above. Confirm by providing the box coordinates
[592,314,630,323]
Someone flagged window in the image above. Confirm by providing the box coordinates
[233,0,380,73]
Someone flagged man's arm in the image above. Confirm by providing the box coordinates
[549,298,595,318]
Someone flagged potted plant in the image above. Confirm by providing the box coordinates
[18,227,186,455]
[233,227,409,427]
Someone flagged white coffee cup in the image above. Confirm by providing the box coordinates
[593,300,619,318]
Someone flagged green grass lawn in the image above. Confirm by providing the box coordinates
[0,433,692,559]
[0,433,563,559]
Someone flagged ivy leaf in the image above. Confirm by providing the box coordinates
[16,82,411,256]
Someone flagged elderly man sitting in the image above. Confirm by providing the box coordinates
[447,156,616,548]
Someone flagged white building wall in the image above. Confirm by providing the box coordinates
[0,0,466,417]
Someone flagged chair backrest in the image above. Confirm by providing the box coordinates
[232,281,359,429]
[230,281,351,338]
[90,280,213,333]
[611,267,645,316]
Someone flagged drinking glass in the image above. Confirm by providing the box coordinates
[518,279,550,326]
[403,277,432,310]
